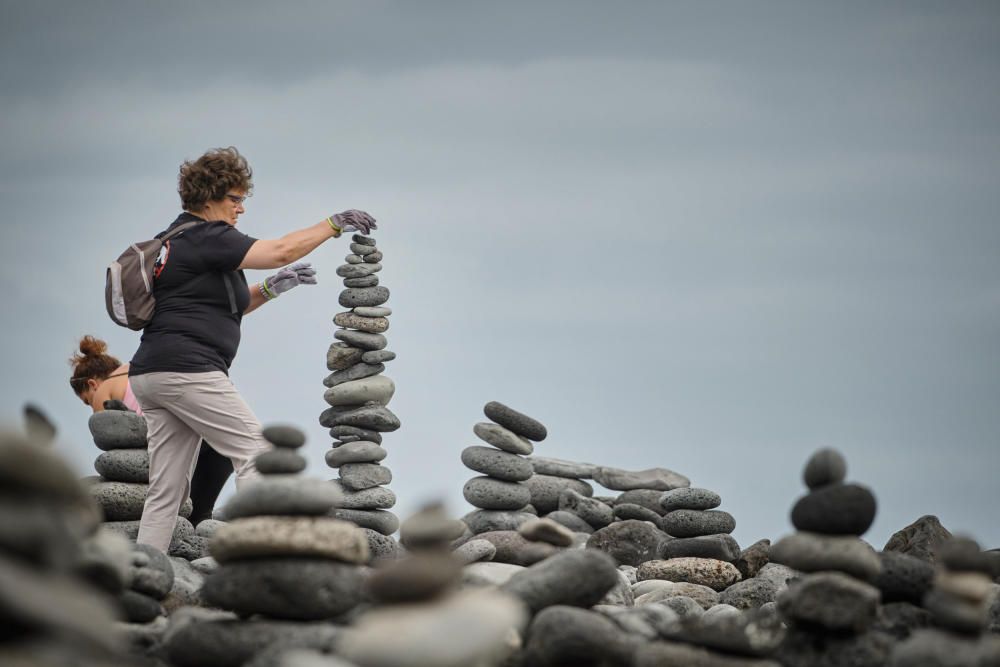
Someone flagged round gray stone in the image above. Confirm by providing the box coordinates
[223,477,341,519]
[339,462,392,491]
[558,488,614,529]
[324,375,395,407]
[131,543,175,599]
[483,401,547,441]
[465,530,559,567]
[524,475,594,514]
[352,233,377,246]
[332,508,399,535]
[453,538,497,564]
[325,441,387,467]
[661,534,741,563]
[461,446,533,482]
[320,404,400,432]
[261,425,306,449]
[720,563,797,610]
[323,361,385,388]
[254,449,306,475]
[344,275,379,288]
[345,254,363,264]
[462,509,536,534]
[339,286,390,308]
[472,422,533,455]
[88,411,147,450]
[336,263,380,278]
[518,517,574,547]
[770,532,881,581]
[802,448,847,490]
[659,488,722,512]
[616,489,669,515]
[163,616,341,667]
[333,328,387,351]
[326,343,364,371]
[777,571,880,632]
[501,548,618,613]
[613,503,663,526]
[791,483,877,536]
[875,551,936,604]
[364,528,401,563]
[661,510,736,538]
[354,306,391,317]
[528,456,596,479]
[463,476,531,511]
[350,242,379,255]
[90,480,193,521]
[331,480,396,510]
[94,449,149,483]
[121,589,163,623]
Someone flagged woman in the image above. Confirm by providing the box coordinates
[69,335,233,525]
[128,146,376,552]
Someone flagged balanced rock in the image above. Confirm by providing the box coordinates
[223,477,341,519]
[483,401,547,441]
[790,483,877,536]
[209,516,368,564]
[593,466,690,492]
[88,411,147,450]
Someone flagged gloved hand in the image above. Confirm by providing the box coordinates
[261,262,317,299]
[328,209,377,236]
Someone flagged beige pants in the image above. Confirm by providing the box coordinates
[130,371,268,552]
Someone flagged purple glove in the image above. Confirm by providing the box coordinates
[262,262,317,299]
[328,209,377,235]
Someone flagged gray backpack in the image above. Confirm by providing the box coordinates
[105,221,199,330]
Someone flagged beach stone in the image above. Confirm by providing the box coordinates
[483,401,547,441]
[354,306,391,317]
[121,589,164,623]
[352,233,376,246]
[659,487,721,512]
[336,263,379,278]
[364,529,401,562]
[593,466,690,492]
[720,563,798,610]
[323,375,395,408]
[803,448,847,490]
[331,481,396,510]
[474,531,560,566]
[399,504,466,551]
[363,250,383,263]
[330,425,382,443]
[349,242,378,255]
[76,527,132,594]
[616,488,669,515]
[502,547,618,613]
[343,275,379,288]
[472,422,533,455]
[461,446,533,482]
[774,627,893,667]
[90,480,191,521]
[545,510,594,534]
[587,520,669,567]
[791,483,877,536]
[224,477,341,519]
[518,517,574,547]
[924,587,991,634]
[522,606,638,666]
[527,456,596,479]
[635,581,721,610]
[339,286,389,308]
[345,254,363,264]
[333,328,387,351]
[103,517,193,551]
[210,516,368,564]
[891,629,998,667]
[463,476,531,511]
[657,596,706,621]
[661,509,736,538]
[661,534,741,562]
[261,425,306,449]
[366,553,461,604]
[872,601,933,640]
[454,539,497,564]
[735,538,771,579]
[703,603,742,619]
[254,448,307,475]
[88,410,147,450]
[94,449,149,483]
[163,557,207,612]
[676,608,786,657]
[777,571,880,632]
[635,641,782,667]
[558,488,614,529]
[331,509,399,535]
[333,311,389,333]
[323,362,384,389]
[203,557,364,619]
[361,349,395,364]
[937,537,996,575]
[462,561,524,587]
[325,441,387,467]
[770,532,881,581]
[195,520,224,539]
[883,515,953,563]
[131,543,175,599]
[338,462,392,491]
[462,509,535,534]
[613,503,663,526]
[524,474,593,514]
[326,343,365,371]
[321,404,400,431]
[638,557,742,591]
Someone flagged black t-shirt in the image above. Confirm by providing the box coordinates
[130,213,258,376]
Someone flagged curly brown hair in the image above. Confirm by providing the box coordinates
[178,146,253,211]
[69,335,122,396]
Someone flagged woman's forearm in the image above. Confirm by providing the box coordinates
[240,220,337,270]
[244,284,269,315]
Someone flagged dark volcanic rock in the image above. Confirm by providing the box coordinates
[120,589,163,623]
[777,571,880,633]
[483,400,548,441]
[524,475,593,515]
[882,515,952,563]
[871,601,932,640]
[874,551,935,604]
[88,410,147,450]
[463,509,535,534]
[802,448,847,490]
[775,627,893,667]
[587,520,669,567]
[502,548,618,614]
[544,510,594,534]
[661,509,736,538]
[735,538,771,579]
[164,615,341,667]
[613,503,663,526]
[664,607,786,657]
[473,530,560,566]
[635,641,782,667]
[661,534,741,563]
[522,606,638,666]
[790,483,876,536]
[616,489,668,515]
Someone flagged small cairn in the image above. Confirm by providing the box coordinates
[321,233,401,556]
[85,405,203,559]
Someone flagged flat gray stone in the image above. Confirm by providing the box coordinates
[350,242,378,255]
[616,489,668,515]
[323,361,384,388]
[336,263,380,278]
[195,519,225,539]
[324,375,395,407]
[461,446,533,482]
[501,548,618,613]
[661,509,736,538]
[90,480,192,521]
[354,306,391,317]
[320,404,400,431]
[483,401,547,441]
[361,349,395,364]
[593,466,690,492]
[613,503,663,526]
[770,532,881,581]
[343,275,379,288]
[803,448,847,490]
[462,562,525,587]
[462,509,536,534]
[463,476,531,511]
[720,563,798,609]
[326,342,364,371]
[777,571,879,632]
[339,462,392,491]
[524,474,594,514]
[339,286,389,308]
[329,425,382,443]
[333,328,387,351]
[223,477,341,519]
[88,411,147,450]
[558,488,614,529]
[261,425,306,449]
[637,557,742,591]
[661,534,741,562]
[209,516,369,564]
[528,456,596,479]
[332,508,399,535]
[472,422,533,455]
[325,441,387,467]
[254,448,306,475]
[352,233,377,246]
[634,581,721,610]
[453,538,496,564]
[330,480,396,510]
[659,487,721,512]
[333,311,389,333]
[518,517,574,547]
[94,449,149,483]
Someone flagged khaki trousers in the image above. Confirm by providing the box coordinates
[130,371,268,552]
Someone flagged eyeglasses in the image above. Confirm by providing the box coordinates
[224,193,249,205]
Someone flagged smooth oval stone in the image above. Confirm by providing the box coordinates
[363,250,383,263]
[325,441,387,467]
[463,476,531,511]
[660,488,721,512]
[361,350,395,364]
[462,509,536,534]
[518,517,574,547]
[661,535,742,563]
[770,532,881,581]
[802,448,848,490]
[90,481,192,521]
[210,516,368,564]
[330,425,382,443]
[320,404,400,432]
[334,329,387,351]
[336,263,379,278]
[350,242,379,256]
[333,311,389,333]
[637,558,742,592]
[223,477,341,519]
[718,563,797,610]
[344,275,379,288]
[203,557,365,620]
[345,254,363,264]
[790,483,877,536]
[461,446,533,482]
[587,520,669,567]
[661,510,736,538]
[254,448,306,474]
[365,553,461,604]
[873,552,936,604]
[613,503,663,526]
[501,548,618,613]
[352,233,377,246]
[331,480,396,510]
[326,343,364,371]
[332,508,399,535]
[735,538,772,579]
[261,425,305,449]
[472,422,533,455]
[483,401,547,441]
[121,589,163,623]
[399,505,466,550]
[324,376,396,407]
[323,361,384,388]
[777,571,880,632]
[559,489,614,529]
[523,606,636,667]
[616,489,669,516]
[354,306,391,317]
[131,543,175,598]
[88,411,147,450]
[339,462,392,491]
[527,456,596,479]
[453,538,497,564]
[94,449,149,483]
[163,618,341,667]
[524,475,594,514]
[466,531,559,567]
[339,286,389,308]
[545,510,595,534]
[593,466,690,492]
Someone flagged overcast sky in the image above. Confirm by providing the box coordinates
[2,1,998,550]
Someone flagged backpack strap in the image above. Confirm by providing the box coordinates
[160,220,201,241]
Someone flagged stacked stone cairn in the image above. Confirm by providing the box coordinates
[321,233,401,558]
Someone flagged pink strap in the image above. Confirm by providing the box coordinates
[122,380,143,416]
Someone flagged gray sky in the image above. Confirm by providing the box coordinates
[2,1,998,550]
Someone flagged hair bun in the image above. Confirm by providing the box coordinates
[78,335,108,358]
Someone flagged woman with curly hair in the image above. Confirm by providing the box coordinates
[128,146,377,551]
[69,335,233,526]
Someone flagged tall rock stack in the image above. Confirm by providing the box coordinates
[461,401,547,535]
[321,234,401,549]
[85,407,202,559]
[770,448,893,666]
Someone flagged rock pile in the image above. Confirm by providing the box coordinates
[321,233,401,555]
[86,406,204,559]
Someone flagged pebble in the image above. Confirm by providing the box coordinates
[325,441,387,467]
[365,553,461,604]
[634,581,721,610]
[802,448,847,490]
[472,422,534,455]
[121,589,164,623]
[634,641,781,667]
[472,530,560,566]
[735,538,771,579]
[323,361,385,388]
[331,508,399,535]
[661,509,736,538]
[223,477,341,519]
[333,311,389,333]
[616,489,669,515]
[522,606,637,667]
[88,411,147,450]
[343,275,379,288]
[333,328,387,351]
[587,520,669,567]
[364,528,402,562]
[659,487,721,512]
[361,349,395,363]
[339,286,390,308]
[790,483,877,536]
[345,254,363,264]
[502,548,619,613]
[350,242,379,256]
[354,306,391,317]
[326,343,364,371]
[523,474,594,514]
[398,504,466,550]
[656,595,705,620]
[637,557,742,591]
[336,263,380,278]
[131,543,175,599]
[190,556,218,575]
[338,462,392,491]
[923,588,989,634]
[518,517,575,547]
[558,488,614,529]
[720,563,797,610]
[527,456,596,479]
[330,481,397,510]
[352,233,377,246]
[891,629,997,667]
[670,607,786,657]
[462,509,536,534]
[770,532,881,581]
[661,534,742,563]
[90,480,192,521]
[323,375,395,407]
[453,538,497,564]
[320,404,400,431]
[209,516,368,564]
[203,557,365,620]
[483,401,548,441]
[777,571,880,633]
[261,425,306,449]
[938,537,996,575]
[195,520,225,539]
[463,476,531,510]
[613,503,663,526]
[329,425,382,443]
[254,448,307,475]
[593,466,690,492]
[94,449,149,483]
[363,250,383,263]
[462,561,525,587]
[461,446,534,482]
[882,514,953,563]
[545,510,595,534]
